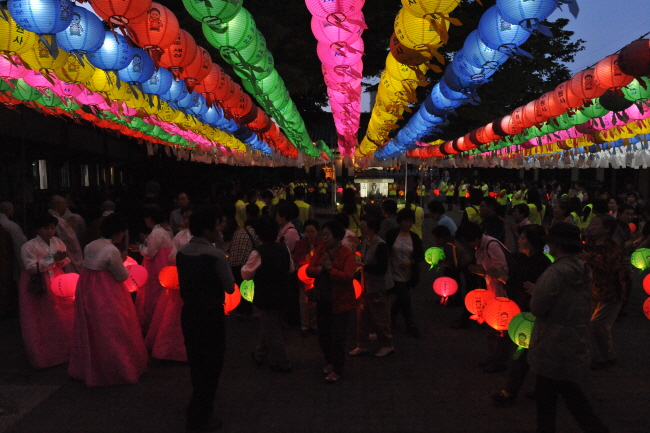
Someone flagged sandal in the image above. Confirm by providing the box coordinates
[322,364,334,375]
[491,390,515,404]
[325,372,341,383]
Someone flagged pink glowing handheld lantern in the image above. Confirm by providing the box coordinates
[433,277,458,304]
[123,264,148,293]
[50,273,79,297]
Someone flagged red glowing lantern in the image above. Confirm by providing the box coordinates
[522,99,548,126]
[644,297,650,321]
[123,256,138,268]
[568,69,607,104]
[180,46,213,92]
[353,279,362,299]
[500,114,523,136]
[433,277,458,304]
[158,29,198,78]
[464,288,495,323]
[630,222,637,233]
[90,0,152,26]
[554,81,582,109]
[50,273,79,297]
[129,3,180,62]
[337,187,343,193]
[536,91,566,118]
[643,274,650,296]
[483,297,521,332]
[617,39,650,79]
[224,284,241,314]
[124,264,148,293]
[298,264,315,285]
[433,189,440,196]
[158,266,180,290]
[594,54,633,90]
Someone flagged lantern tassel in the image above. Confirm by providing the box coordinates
[39,34,59,58]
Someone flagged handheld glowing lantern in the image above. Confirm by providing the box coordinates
[51,273,79,297]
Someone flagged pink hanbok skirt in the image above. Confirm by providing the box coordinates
[136,247,172,334]
[18,267,74,369]
[145,288,187,362]
[68,269,148,386]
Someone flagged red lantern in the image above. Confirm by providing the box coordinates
[500,114,523,136]
[298,264,315,285]
[630,222,637,233]
[464,288,495,323]
[226,92,253,118]
[643,274,650,296]
[523,99,548,126]
[194,63,224,106]
[353,279,362,299]
[247,108,272,132]
[91,0,151,26]
[224,284,241,314]
[124,264,148,292]
[483,297,521,331]
[50,273,79,297]
[158,29,198,77]
[553,81,582,109]
[617,39,650,79]
[240,104,259,124]
[644,297,650,320]
[433,277,458,304]
[536,91,565,118]
[180,46,213,92]
[594,54,634,90]
[211,73,235,103]
[568,69,607,104]
[433,189,440,196]
[158,266,180,290]
[129,3,180,62]
[481,122,502,143]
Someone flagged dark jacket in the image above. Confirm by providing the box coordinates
[385,228,424,287]
[508,250,552,311]
[252,242,291,310]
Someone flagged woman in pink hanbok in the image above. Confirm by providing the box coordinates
[146,207,193,362]
[69,214,148,386]
[135,208,173,334]
[19,214,74,369]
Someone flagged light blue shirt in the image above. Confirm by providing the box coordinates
[437,214,457,237]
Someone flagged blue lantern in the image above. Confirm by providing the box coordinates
[478,6,532,57]
[160,78,189,103]
[496,0,558,36]
[432,80,465,108]
[443,65,484,93]
[176,91,199,109]
[8,0,73,35]
[142,67,174,96]
[118,47,155,87]
[220,118,239,133]
[187,93,209,116]
[452,49,491,81]
[87,31,133,71]
[56,6,104,56]
[439,79,472,102]
[199,106,224,125]
[463,30,509,70]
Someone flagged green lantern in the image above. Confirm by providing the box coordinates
[243,70,282,96]
[240,279,254,302]
[221,30,266,67]
[580,99,609,119]
[202,8,257,51]
[539,121,559,135]
[622,77,650,102]
[36,89,63,108]
[182,0,243,28]
[631,248,650,270]
[10,79,41,101]
[544,252,555,263]
[424,247,445,270]
[0,79,14,92]
[508,312,536,349]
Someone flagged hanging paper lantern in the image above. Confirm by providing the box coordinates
[158,266,180,290]
[394,7,446,50]
[507,311,535,348]
[389,33,432,67]
[7,0,73,37]
[0,55,29,81]
[158,29,198,77]
[129,2,180,61]
[118,47,155,85]
[483,297,521,331]
[536,91,565,118]
[598,90,633,112]
[298,264,315,286]
[21,40,69,74]
[617,39,650,79]
[643,274,650,296]
[644,297,650,321]
[124,263,148,292]
[305,0,364,20]
[160,75,189,102]
[183,0,243,27]
[311,15,363,45]
[463,29,509,71]
[202,8,257,51]
[180,45,212,91]
[594,54,634,90]
[56,6,105,56]
[53,54,95,83]
[623,77,650,103]
[87,31,133,71]
[0,13,38,57]
[142,66,173,95]
[496,0,558,33]
[478,6,531,55]
[554,81,582,109]
[90,0,151,26]
[240,279,254,302]
[464,288,495,323]
[224,283,241,314]
[50,272,79,297]
[522,99,549,125]
[631,248,650,271]
[568,69,607,104]
[433,277,458,303]
[402,0,461,17]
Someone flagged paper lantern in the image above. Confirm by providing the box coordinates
[240,279,254,302]
[544,252,555,263]
[0,55,28,80]
[160,77,189,102]
[631,248,650,271]
[523,99,549,125]
[0,14,38,56]
[594,54,634,90]
[478,6,530,54]
[483,297,521,331]
[496,0,558,30]
[305,0,364,20]
[424,247,445,269]
[123,263,148,292]
[50,272,79,297]
[53,54,95,83]
[7,0,73,36]
[182,0,243,27]
[642,274,650,296]
[568,69,607,104]
[118,47,155,85]
[433,277,458,303]
[56,6,105,56]
[554,81,582,109]
[142,66,174,95]
[402,0,461,17]
[129,3,180,60]
[536,91,565,118]
[90,0,151,26]
[87,31,133,71]
[224,284,241,314]
[311,15,363,45]
[463,29,508,71]
[298,264,315,285]
[394,7,446,50]
[464,288,495,323]
[201,8,257,51]
[599,90,633,112]
[158,29,198,77]
[353,279,362,299]
[644,297,650,321]
[623,77,650,103]
[617,39,650,79]
[507,312,535,348]
[158,266,180,290]
[180,46,212,91]
[123,256,138,268]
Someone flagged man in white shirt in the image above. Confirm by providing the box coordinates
[170,192,190,233]
[48,195,83,273]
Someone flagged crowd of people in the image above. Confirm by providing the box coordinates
[0,172,647,433]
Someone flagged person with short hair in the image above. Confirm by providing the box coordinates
[69,214,148,386]
[177,206,235,433]
[293,186,314,226]
[293,219,323,337]
[404,191,424,238]
[19,213,73,369]
[170,193,190,233]
[48,195,84,273]
[378,199,398,240]
[479,196,506,244]
[428,200,457,236]
[228,203,261,319]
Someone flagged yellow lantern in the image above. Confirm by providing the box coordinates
[394,8,448,50]
[54,55,95,84]
[124,87,148,109]
[0,15,37,56]
[85,69,116,93]
[385,53,428,85]
[21,40,69,74]
[142,96,163,116]
[400,0,462,44]
[105,79,131,102]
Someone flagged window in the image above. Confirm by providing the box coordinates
[32,160,48,190]
[81,164,89,187]
[60,162,70,189]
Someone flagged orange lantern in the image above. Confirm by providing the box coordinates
[483,297,521,332]
[50,273,79,297]
[643,274,650,296]
[553,81,582,109]
[353,279,362,299]
[522,99,548,125]
[568,69,607,104]
[180,46,212,92]
[464,288,495,323]
[224,284,242,314]
[644,297,650,321]
[594,54,634,90]
[158,29,198,77]
[158,266,180,290]
[129,3,180,62]
[536,91,565,118]
[500,114,523,136]
[433,277,458,304]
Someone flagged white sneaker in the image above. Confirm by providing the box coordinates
[375,346,395,357]
[348,347,370,356]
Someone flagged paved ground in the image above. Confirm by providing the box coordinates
[1,207,649,433]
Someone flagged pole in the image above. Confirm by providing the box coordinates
[404,162,408,200]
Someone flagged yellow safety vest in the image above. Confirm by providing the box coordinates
[465,205,483,225]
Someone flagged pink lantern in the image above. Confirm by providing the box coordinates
[311,16,364,45]
[123,256,138,268]
[52,81,83,100]
[51,273,79,297]
[433,277,458,304]
[0,56,28,81]
[317,39,364,67]
[22,70,54,91]
[124,264,148,293]
[305,0,365,20]
[76,88,106,106]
